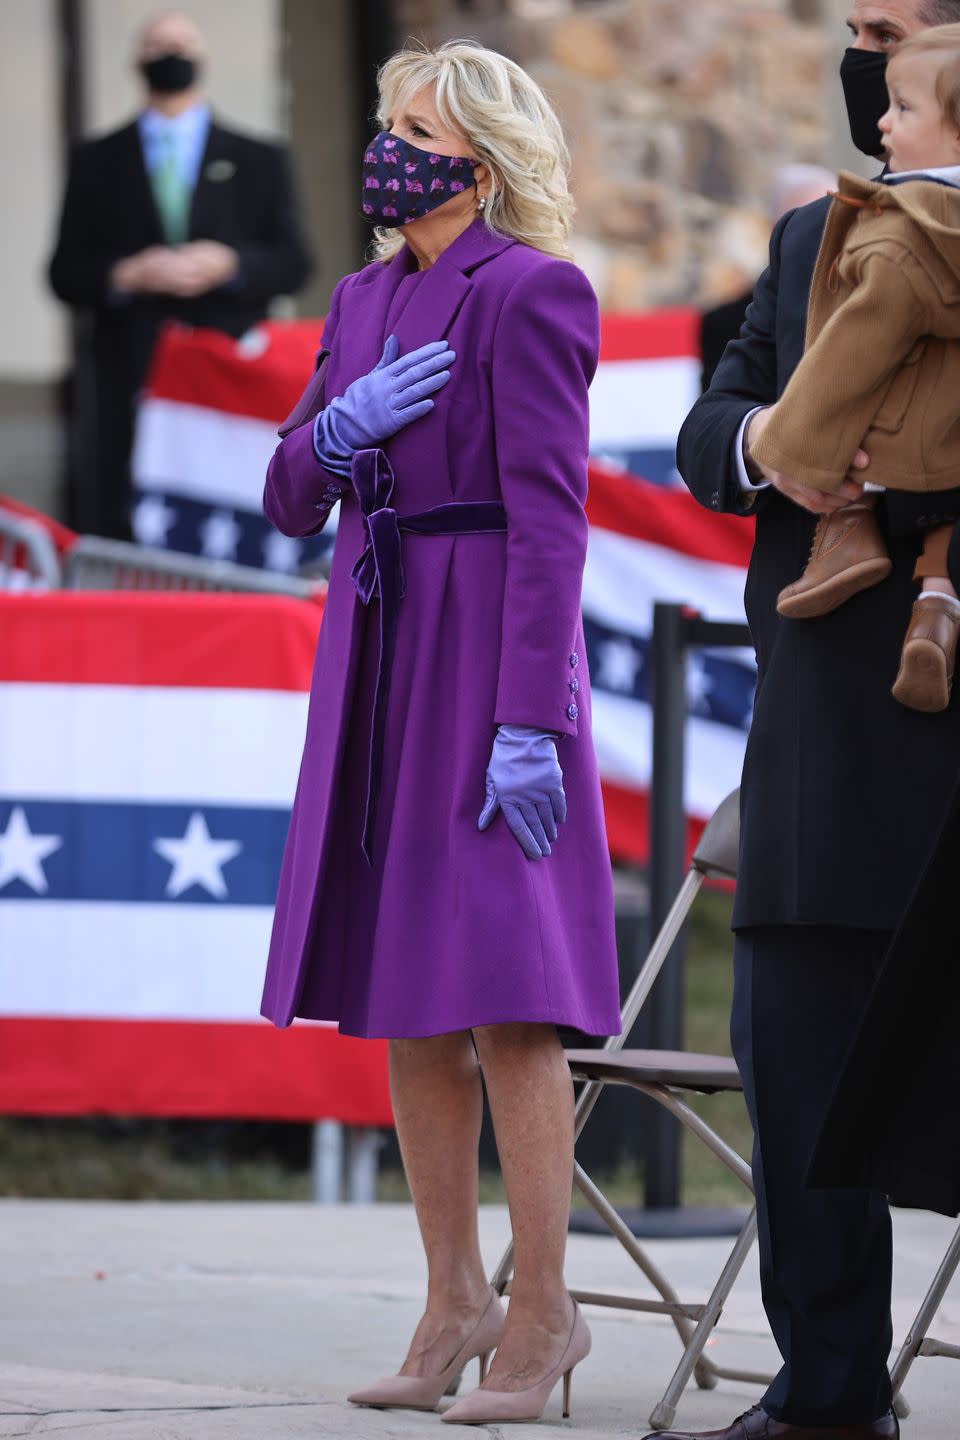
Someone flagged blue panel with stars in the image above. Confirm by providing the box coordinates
[130,492,336,575]
[0,801,289,904]
[588,446,682,489]
[583,617,756,731]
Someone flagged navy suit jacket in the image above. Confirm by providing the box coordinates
[48,117,313,538]
[678,196,960,930]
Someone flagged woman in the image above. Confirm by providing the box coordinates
[261,40,621,1425]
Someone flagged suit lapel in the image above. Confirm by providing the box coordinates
[188,122,233,240]
[124,122,165,245]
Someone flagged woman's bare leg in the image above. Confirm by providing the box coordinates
[472,1022,576,1389]
[389,1032,492,1377]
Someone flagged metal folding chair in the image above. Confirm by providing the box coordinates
[890,1219,960,1415]
[490,788,771,1432]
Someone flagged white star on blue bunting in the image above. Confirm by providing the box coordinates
[132,494,177,548]
[153,812,242,900]
[0,807,63,894]
[686,654,716,716]
[597,637,643,693]
[262,529,303,573]
[199,510,241,562]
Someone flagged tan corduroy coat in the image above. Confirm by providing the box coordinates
[752,169,960,493]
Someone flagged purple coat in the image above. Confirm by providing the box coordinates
[260,219,621,1039]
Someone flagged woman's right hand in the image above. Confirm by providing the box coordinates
[324,336,455,457]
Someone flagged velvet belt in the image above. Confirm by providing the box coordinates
[350,447,508,862]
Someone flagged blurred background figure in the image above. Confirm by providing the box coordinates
[48,8,313,540]
[699,164,836,392]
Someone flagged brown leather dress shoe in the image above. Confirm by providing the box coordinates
[777,504,892,619]
[892,594,960,712]
[641,1401,899,1439]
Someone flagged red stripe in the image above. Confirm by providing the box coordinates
[0,1018,392,1122]
[0,592,323,690]
[145,312,700,421]
[587,461,755,567]
[601,779,707,868]
[143,319,323,422]
[598,309,700,363]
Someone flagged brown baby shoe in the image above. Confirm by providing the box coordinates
[892,594,960,713]
[777,504,892,620]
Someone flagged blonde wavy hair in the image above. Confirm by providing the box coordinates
[371,40,575,262]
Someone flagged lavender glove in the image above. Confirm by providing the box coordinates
[478,725,567,861]
[313,334,455,475]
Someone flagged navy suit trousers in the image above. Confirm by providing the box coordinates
[731,926,894,1426]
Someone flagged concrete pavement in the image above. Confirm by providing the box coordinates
[2,1201,960,1437]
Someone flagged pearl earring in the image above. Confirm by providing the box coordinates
[478,195,487,213]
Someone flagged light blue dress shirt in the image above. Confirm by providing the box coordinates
[138,102,211,190]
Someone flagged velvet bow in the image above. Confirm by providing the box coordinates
[351,448,405,608]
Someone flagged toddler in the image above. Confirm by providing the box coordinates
[750,24,960,712]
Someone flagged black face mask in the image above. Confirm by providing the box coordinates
[839,48,890,158]
[140,54,198,95]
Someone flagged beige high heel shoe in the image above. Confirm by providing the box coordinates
[347,1288,506,1412]
[441,1301,591,1425]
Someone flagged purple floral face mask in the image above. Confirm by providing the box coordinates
[362,131,477,227]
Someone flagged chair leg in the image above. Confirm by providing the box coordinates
[573,1162,701,1351]
[890,1220,960,1400]
[647,1206,760,1431]
[490,1236,515,1298]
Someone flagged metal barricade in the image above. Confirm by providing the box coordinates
[0,512,63,591]
[63,536,321,600]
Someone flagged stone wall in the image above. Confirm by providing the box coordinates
[392,0,833,309]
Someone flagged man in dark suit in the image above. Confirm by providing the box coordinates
[648,2,960,1438]
[49,9,313,540]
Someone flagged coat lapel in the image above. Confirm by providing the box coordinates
[336,247,416,385]
[334,221,516,389]
[391,265,471,353]
[391,219,515,353]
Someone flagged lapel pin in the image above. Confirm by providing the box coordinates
[205,159,236,182]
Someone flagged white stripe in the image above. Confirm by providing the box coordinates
[592,691,745,819]
[589,358,701,450]
[0,685,308,805]
[584,528,750,633]
[132,399,279,512]
[0,902,273,1021]
[136,359,699,512]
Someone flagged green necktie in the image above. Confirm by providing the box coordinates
[151,132,190,245]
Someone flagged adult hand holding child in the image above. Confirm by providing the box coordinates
[744,404,870,514]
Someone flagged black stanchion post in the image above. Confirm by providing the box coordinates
[645,602,690,1209]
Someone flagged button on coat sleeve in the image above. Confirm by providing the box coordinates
[491,260,599,738]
